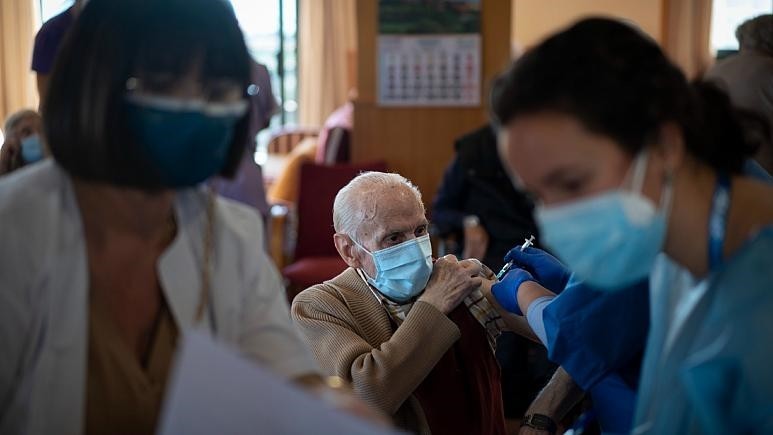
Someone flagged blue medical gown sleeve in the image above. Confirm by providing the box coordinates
[542,276,650,391]
[589,373,637,433]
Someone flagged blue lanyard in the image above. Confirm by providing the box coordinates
[708,173,731,271]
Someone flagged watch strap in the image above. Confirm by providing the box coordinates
[521,413,557,433]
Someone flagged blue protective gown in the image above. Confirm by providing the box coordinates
[539,278,650,434]
[632,227,773,435]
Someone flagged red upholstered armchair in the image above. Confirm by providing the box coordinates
[280,161,387,300]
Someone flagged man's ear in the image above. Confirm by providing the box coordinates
[334,233,362,269]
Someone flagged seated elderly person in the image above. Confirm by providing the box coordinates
[291,172,542,435]
[0,109,45,175]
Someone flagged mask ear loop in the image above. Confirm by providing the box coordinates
[630,148,675,215]
[349,235,377,281]
[629,149,650,194]
[659,169,675,220]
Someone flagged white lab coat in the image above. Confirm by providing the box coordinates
[0,161,318,435]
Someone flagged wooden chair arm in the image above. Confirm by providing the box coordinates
[266,126,320,155]
[269,202,294,270]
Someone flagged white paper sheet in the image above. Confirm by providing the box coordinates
[157,331,401,435]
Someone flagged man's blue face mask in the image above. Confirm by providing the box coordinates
[354,235,434,303]
[125,94,248,188]
[20,134,45,164]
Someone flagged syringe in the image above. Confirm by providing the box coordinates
[496,235,535,280]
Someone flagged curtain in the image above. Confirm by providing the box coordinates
[662,0,714,79]
[297,0,357,127]
[0,0,39,127]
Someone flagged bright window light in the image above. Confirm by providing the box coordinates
[710,0,772,54]
[39,0,72,24]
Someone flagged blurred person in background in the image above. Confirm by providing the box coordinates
[32,0,88,103]
[0,110,45,175]
[208,60,277,242]
[705,14,773,177]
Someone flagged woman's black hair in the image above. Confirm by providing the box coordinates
[44,0,252,189]
[490,18,758,174]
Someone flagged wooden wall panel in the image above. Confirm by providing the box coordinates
[352,0,512,206]
[512,0,665,49]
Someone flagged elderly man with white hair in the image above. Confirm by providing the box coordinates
[291,171,544,435]
[1,109,45,175]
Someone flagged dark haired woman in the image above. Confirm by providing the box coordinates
[0,1,378,433]
[490,18,773,434]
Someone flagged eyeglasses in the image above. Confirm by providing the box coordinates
[126,75,256,104]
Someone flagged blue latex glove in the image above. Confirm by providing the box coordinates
[504,246,571,293]
[491,268,535,315]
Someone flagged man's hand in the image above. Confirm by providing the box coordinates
[0,136,21,175]
[419,255,482,314]
[462,223,489,261]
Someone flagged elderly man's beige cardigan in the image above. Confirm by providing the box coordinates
[291,267,463,434]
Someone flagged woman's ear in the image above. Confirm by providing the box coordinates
[656,122,687,177]
[333,233,362,269]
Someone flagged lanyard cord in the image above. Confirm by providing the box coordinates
[708,173,732,271]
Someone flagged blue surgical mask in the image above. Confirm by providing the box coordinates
[535,151,672,290]
[355,235,433,303]
[125,94,248,187]
[21,134,44,164]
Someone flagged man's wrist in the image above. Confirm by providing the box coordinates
[416,293,445,314]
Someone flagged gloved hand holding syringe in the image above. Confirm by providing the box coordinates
[496,235,535,280]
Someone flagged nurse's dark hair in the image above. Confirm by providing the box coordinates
[490,18,759,174]
[44,0,252,188]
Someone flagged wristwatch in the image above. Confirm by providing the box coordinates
[521,413,557,434]
[462,215,480,228]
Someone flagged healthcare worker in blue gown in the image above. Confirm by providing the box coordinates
[491,248,650,434]
[488,18,773,435]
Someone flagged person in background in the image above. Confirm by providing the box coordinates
[431,125,554,421]
[0,110,45,175]
[432,124,539,270]
[705,14,773,176]
[32,0,88,103]
[292,171,559,435]
[491,17,773,434]
[208,60,277,239]
[0,1,380,433]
